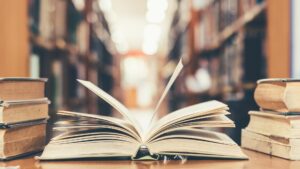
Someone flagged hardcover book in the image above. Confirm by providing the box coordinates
[254,78,300,113]
[39,59,247,160]
[242,129,300,160]
[0,78,47,101]
[0,122,46,160]
[0,98,50,125]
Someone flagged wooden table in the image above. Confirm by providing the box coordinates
[1,149,300,169]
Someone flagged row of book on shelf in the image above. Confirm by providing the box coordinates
[30,0,118,116]
[185,34,244,100]
[195,0,265,50]
[168,0,267,112]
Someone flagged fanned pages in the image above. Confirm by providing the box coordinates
[150,58,184,124]
[39,59,247,160]
[77,79,142,136]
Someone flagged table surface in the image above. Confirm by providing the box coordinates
[1,149,300,169]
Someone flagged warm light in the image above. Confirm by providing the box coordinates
[72,0,85,11]
[192,0,213,10]
[111,30,128,54]
[142,0,168,54]
[142,40,158,55]
[143,24,161,43]
[146,0,168,23]
[111,31,122,44]
[142,24,161,55]
[123,57,149,86]
[98,0,112,12]
[147,0,168,12]
[115,42,128,54]
[146,10,166,23]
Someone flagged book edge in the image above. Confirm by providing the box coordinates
[257,78,300,84]
[0,77,48,82]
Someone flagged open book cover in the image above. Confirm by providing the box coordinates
[38,59,247,160]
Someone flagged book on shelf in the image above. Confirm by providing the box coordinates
[242,129,300,160]
[219,0,239,31]
[38,59,247,160]
[254,78,300,113]
[0,122,46,160]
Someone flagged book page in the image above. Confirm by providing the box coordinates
[149,128,236,145]
[149,58,184,126]
[56,110,141,141]
[77,80,142,136]
[146,100,228,141]
[52,125,139,144]
[147,115,234,143]
[147,134,248,159]
[39,140,139,160]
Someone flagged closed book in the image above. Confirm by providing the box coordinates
[242,129,300,160]
[246,111,300,138]
[0,78,47,101]
[254,78,300,112]
[0,123,46,160]
[0,98,50,125]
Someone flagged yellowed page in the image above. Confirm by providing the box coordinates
[77,79,142,137]
[56,110,141,141]
[146,100,228,141]
[149,58,184,126]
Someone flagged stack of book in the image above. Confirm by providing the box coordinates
[0,78,49,160]
[242,79,300,160]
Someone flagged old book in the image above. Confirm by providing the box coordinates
[39,59,247,160]
[0,78,47,101]
[246,111,300,138]
[254,79,300,112]
[0,98,50,125]
[241,129,300,160]
[0,123,46,160]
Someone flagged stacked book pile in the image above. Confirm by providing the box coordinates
[0,78,49,160]
[242,79,300,160]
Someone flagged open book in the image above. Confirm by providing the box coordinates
[39,59,247,160]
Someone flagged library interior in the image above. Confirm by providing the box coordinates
[0,0,300,168]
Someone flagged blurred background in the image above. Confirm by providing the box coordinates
[0,0,299,143]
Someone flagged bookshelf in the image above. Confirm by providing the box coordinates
[199,1,266,52]
[28,0,121,116]
[165,0,292,143]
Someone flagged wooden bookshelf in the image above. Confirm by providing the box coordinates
[163,0,292,144]
[197,0,291,78]
[27,0,122,115]
[0,1,29,77]
[200,1,266,52]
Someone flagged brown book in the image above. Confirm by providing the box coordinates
[254,78,300,112]
[246,111,300,138]
[0,123,46,159]
[0,78,47,101]
[0,98,50,125]
[241,129,300,160]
